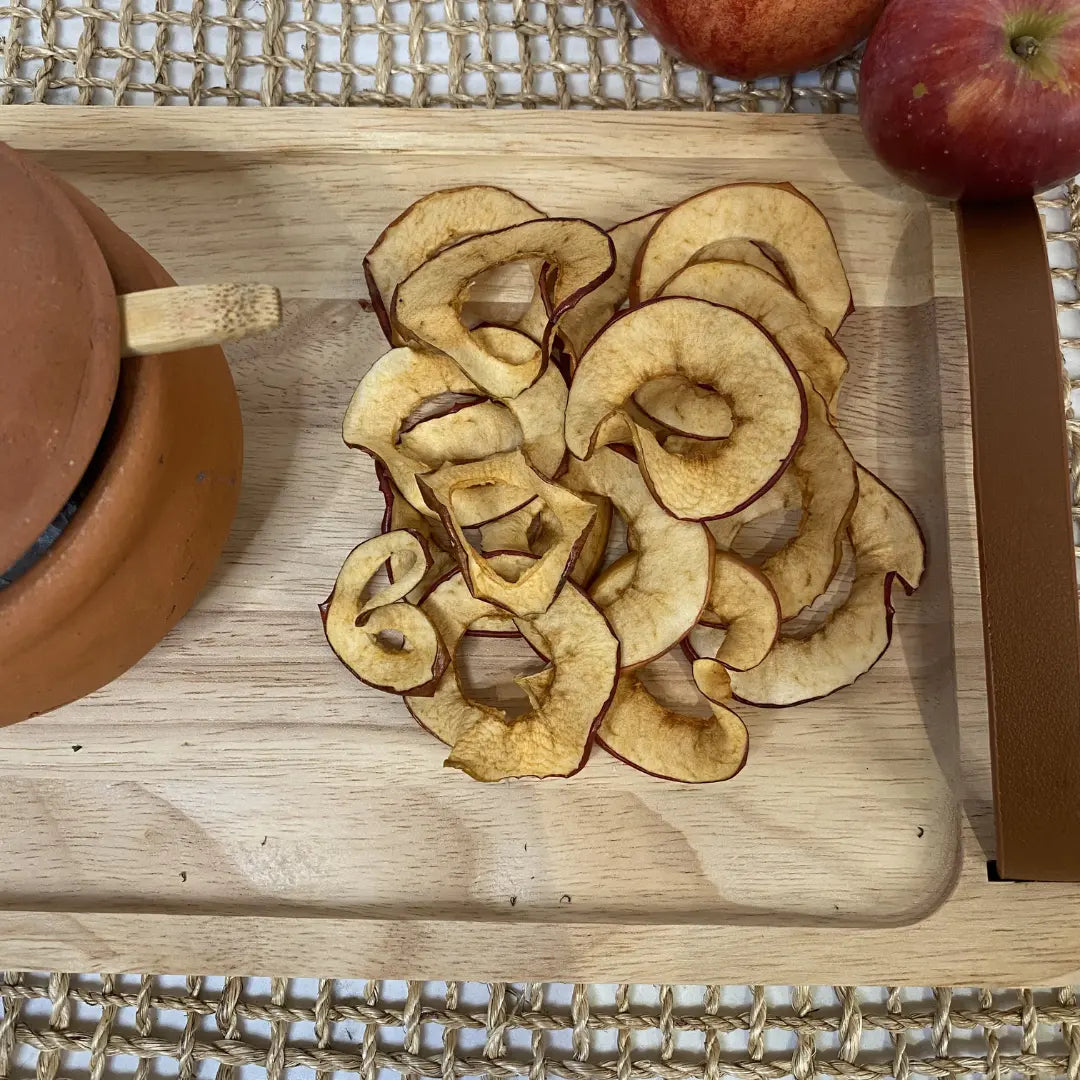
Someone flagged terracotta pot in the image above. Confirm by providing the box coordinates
[0,144,120,573]
[0,170,243,726]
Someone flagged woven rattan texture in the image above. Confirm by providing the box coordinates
[0,0,859,108]
[3,978,1080,1080]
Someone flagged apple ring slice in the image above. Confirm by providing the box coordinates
[661,259,849,417]
[729,466,927,708]
[321,535,448,696]
[558,209,665,360]
[565,297,807,521]
[392,218,615,399]
[418,449,598,618]
[688,238,786,282]
[706,377,858,619]
[407,566,620,781]
[632,182,852,334]
[597,671,748,784]
[399,359,568,479]
[363,185,545,346]
[478,493,613,590]
[699,551,781,671]
[564,447,713,669]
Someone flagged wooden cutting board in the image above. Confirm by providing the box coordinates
[1,108,1077,983]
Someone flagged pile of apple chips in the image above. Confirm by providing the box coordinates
[323,183,925,783]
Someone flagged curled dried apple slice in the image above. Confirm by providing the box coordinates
[377,463,455,593]
[399,352,568,478]
[689,238,786,282]
[392,218,615,399]
[691,659,734,706]
[478,491,612,589]
[398,400,520,466]
[699,551,781,671]
[407,565,619,780]
[497,361,568,478]
[597,672,748,783]
[339,530,434,618]
[364,185,545,345]
[478,499,542,554]
[564,447,713,668]
[321,540,448,696]
[558,209,665,359]
[418,450,597,618]
[661,259,849,416]
[406,570,509,743]
[445,583,620,781]
[344,345,480,515]
[634,377,733,440]
[633,183,852,334]
[347,343,535,525]
[710,378,857,618]
[729,466,926,708]
[565,297,806,521]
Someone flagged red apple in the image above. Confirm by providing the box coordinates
[860,0,1080,200]
[629,0,885,81]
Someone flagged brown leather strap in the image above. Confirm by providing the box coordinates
[958,199,1080,882]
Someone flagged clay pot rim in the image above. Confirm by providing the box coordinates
[0,144,121,574]
[0,221,168,654]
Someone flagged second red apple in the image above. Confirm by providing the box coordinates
[629,0,885,81]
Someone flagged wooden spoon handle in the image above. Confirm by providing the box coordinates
[118,283,281,358]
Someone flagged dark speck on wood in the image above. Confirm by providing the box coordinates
[560,894,571,904]
[509,896,517,907]
[179,871,188,882]
[261,836,268,846]
[917,826,925,838]
[71,744,82,752]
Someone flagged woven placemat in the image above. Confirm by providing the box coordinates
[2,4,1080,1079]
[4,977,1080,1080]
[0,0,860,108]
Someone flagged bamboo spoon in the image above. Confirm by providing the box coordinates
[117,283,282,357]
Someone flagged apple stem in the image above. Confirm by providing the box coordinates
[1011,35,1041,59]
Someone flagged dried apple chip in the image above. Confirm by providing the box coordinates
[558,209,665,359]
[399,350,568,478]
[406,570,510,743]
[565,297,806,521]
[377,471,457,603]
[709,378,857,618]
[729,466,926,708]
[407,566,619,780]
[661,259,849,416]
[445,582,620,781]
[393,218,615,399]
[344,345,480,516]
[364,185,545,345]
[321,537,448,695]
[478,492,613,589]
[597,672,748,783]
[564,447,713,668]
[419,450,597,618]
[688,238,786,282]
[633,183,852,334]
[634,377,734,440]
[398,400,520,465]
[691,659,734,706]
[699,551,781,671]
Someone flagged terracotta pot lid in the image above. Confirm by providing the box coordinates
[0,144,120,573]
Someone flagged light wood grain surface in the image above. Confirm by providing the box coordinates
[1,108,1077,984]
